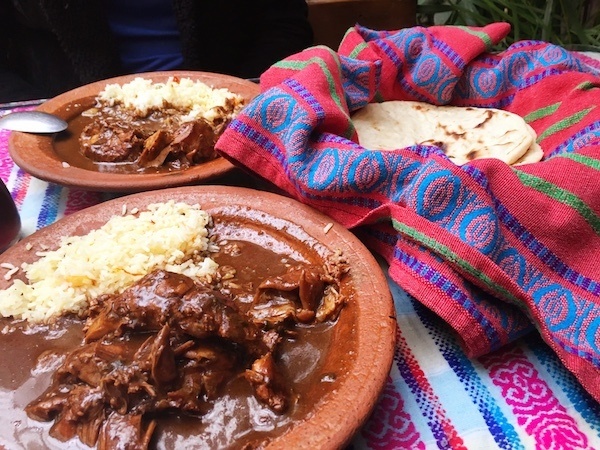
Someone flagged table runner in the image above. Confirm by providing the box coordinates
[216,21,600,411]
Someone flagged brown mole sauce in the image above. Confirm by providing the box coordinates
[52,98,195,175]
[0,221,345,449]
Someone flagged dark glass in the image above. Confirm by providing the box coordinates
[0,180,21,253]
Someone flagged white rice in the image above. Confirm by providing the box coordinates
[0,201,218,323]
[97,76,244,122]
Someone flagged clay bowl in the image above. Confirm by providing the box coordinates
[8,71,261,192]
[0,186,396,449]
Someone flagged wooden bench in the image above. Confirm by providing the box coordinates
[306,0,417,49]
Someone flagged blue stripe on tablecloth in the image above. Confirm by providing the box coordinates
[386,271,518,449]
[36,182,62,230]
[411,297,524,449]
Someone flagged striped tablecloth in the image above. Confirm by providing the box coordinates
[1,108,600,449]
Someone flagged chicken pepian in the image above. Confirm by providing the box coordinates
[25,256,348,449]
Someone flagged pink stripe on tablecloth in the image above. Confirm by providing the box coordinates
[11,169,32,209]
[480,346,593,450]
[360,376,425,449]
[0,130,32,213]
[0,129,29,209]
[0,130,13,181]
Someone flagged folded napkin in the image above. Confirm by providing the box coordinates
[216,23,600,402]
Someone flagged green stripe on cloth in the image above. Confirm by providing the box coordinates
[273,51,345,111]
[576,81,600,91]
[537,107,595,142]
[274,53,357,138]
[523,103,561,123]
[557,152,600,170]
[455,26,493,49]
[514,171,600,234]
[348,44,368,59]
[391,218,523,306]
[348,39,368,59]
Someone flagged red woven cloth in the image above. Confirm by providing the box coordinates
[216,23,600,401]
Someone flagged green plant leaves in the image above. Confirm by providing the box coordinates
[416,0,600,51]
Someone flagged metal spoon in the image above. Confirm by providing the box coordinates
[0,111,68,133]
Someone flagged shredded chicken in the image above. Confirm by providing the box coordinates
[25,256,348,450]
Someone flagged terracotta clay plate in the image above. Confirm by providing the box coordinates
[8,71,261,193]
[0,186,395,450]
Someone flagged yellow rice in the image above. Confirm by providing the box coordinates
[97,76,244,122]
[0,201,218,323]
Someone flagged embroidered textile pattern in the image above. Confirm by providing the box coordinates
[216,22,600,404]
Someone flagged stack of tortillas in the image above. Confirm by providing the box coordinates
[352,101,544,165]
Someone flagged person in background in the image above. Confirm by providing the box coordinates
[0,0,313,102]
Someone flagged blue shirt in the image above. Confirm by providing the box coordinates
[106,0,184,73]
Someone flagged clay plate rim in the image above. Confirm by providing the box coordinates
[8,71,261,193]
[0,186,396,449]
